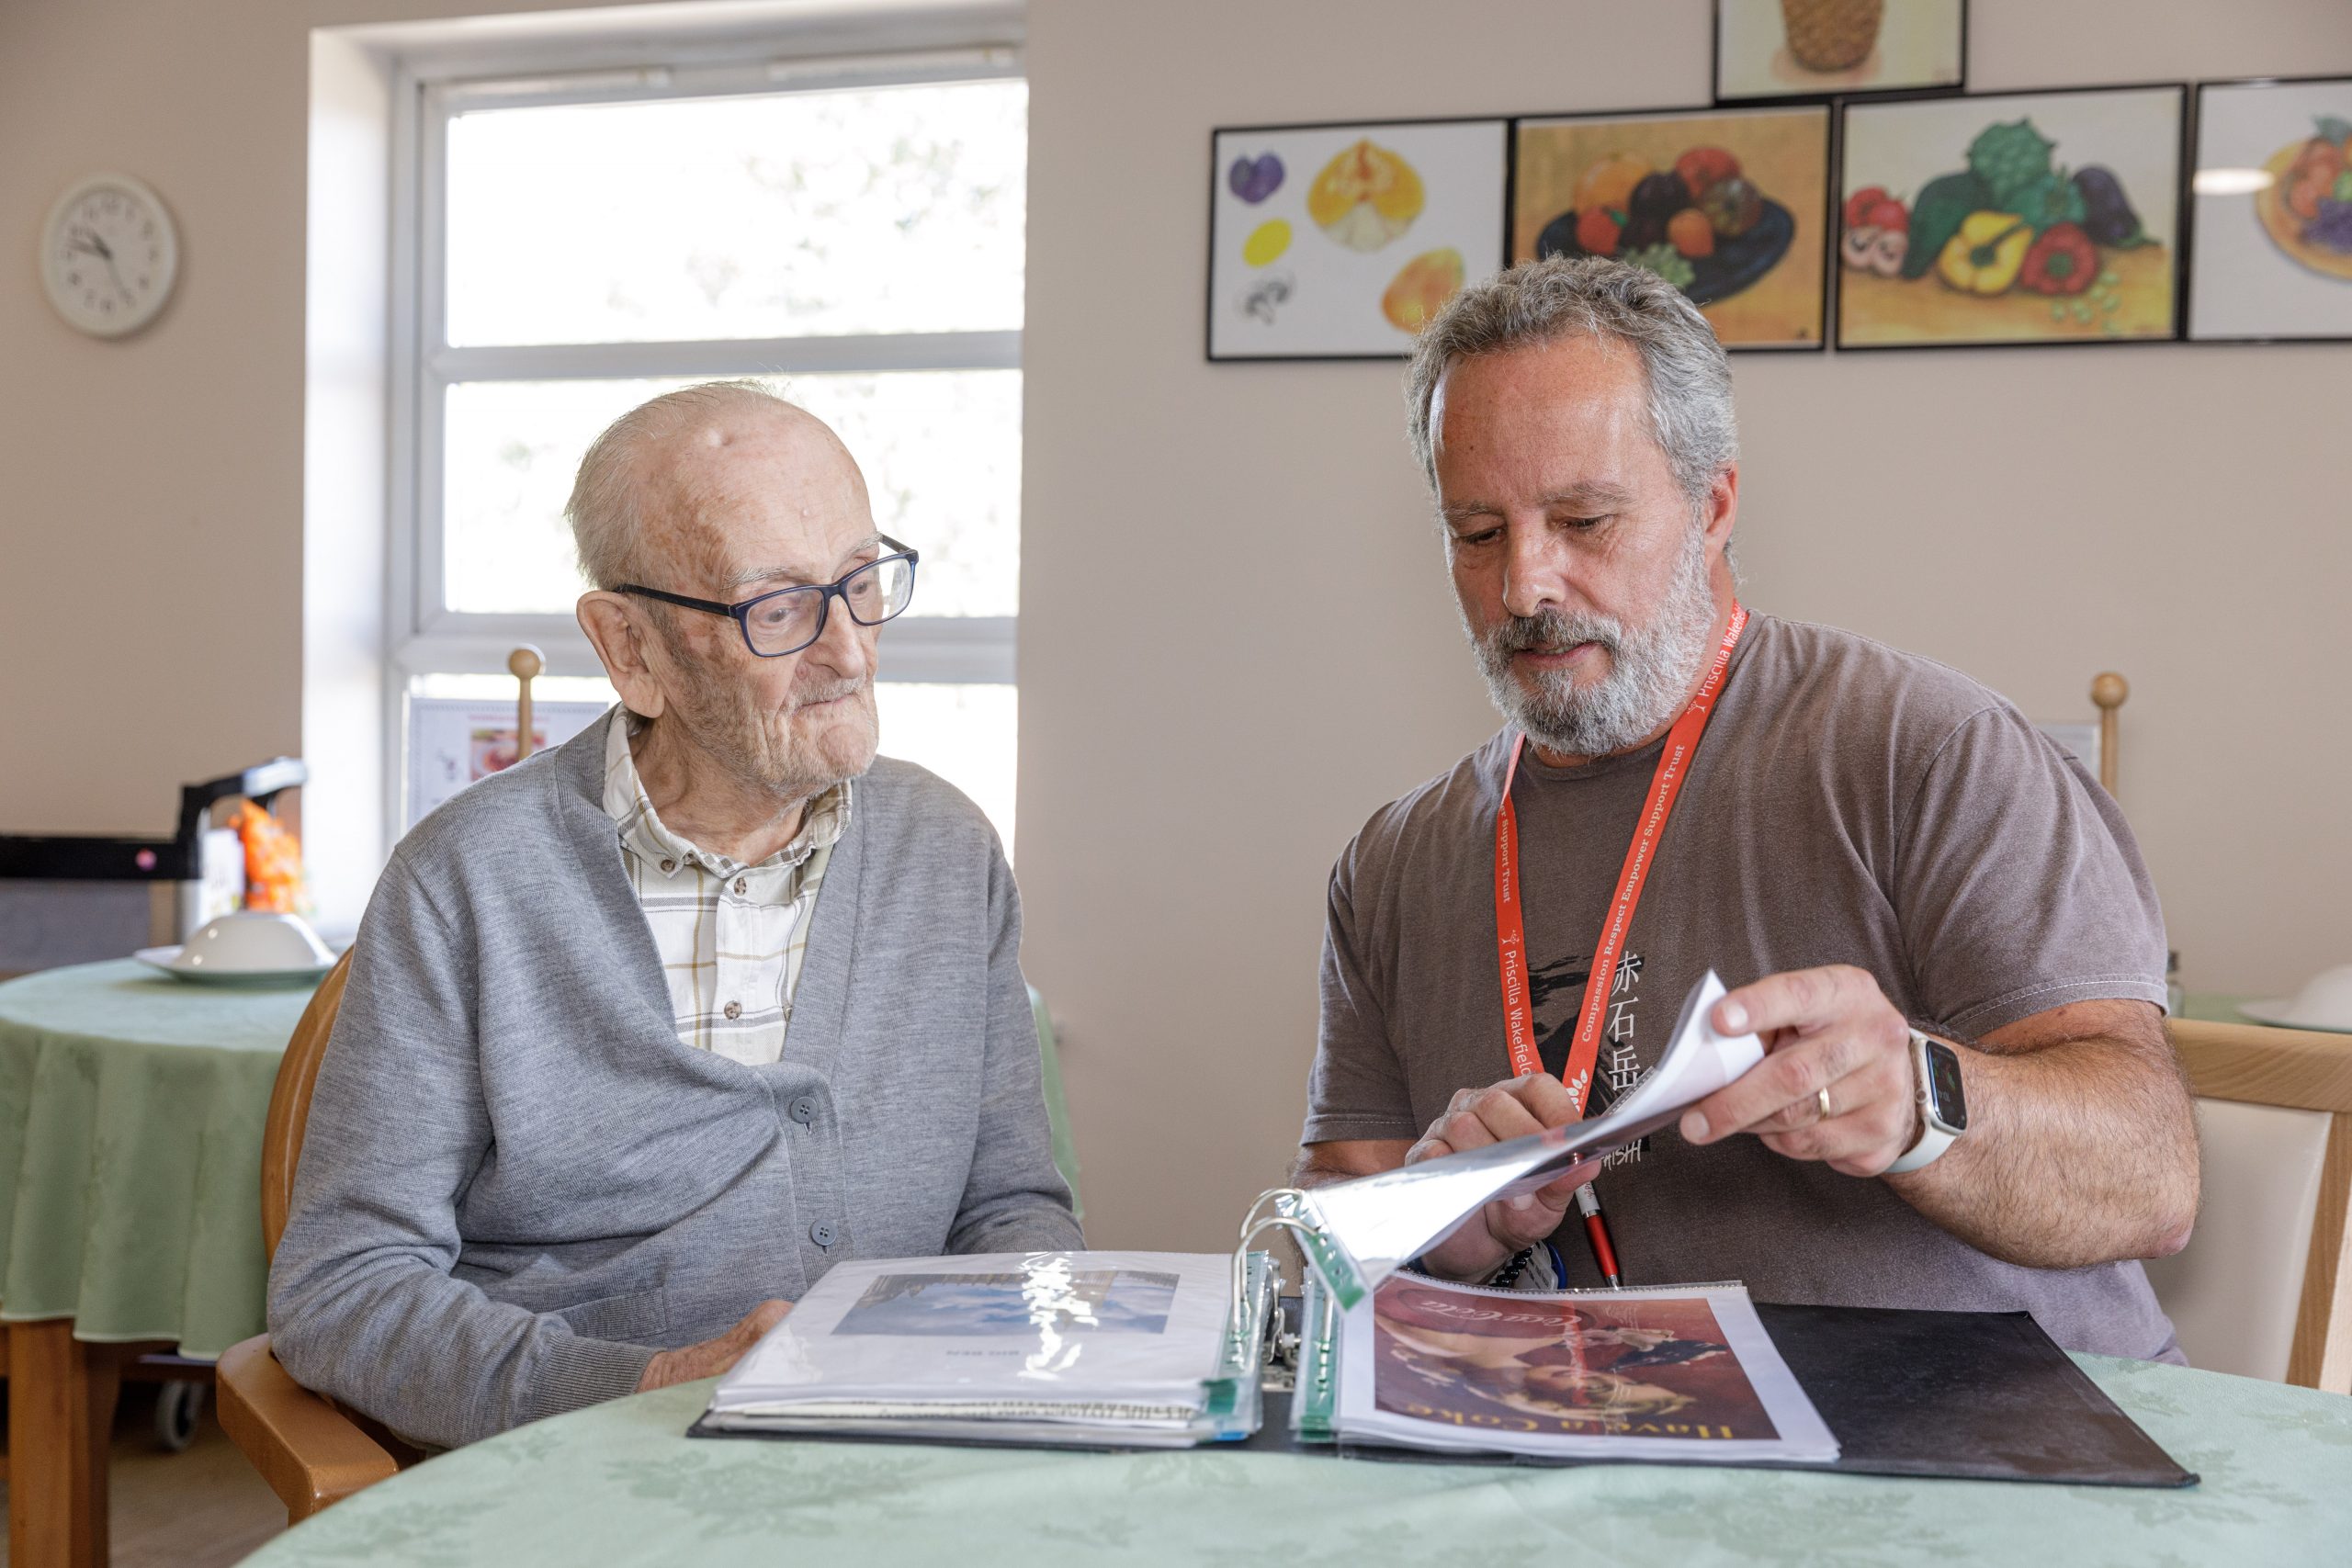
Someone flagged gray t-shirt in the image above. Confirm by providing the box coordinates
[1306,614,2181,1361]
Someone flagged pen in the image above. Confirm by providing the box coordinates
[1575,1182,1623,1289]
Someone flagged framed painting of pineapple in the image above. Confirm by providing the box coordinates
[1206,118,1509,360]
[1835,85,2187,350]
[2187,76,2352,344]
[1715,0,1964,106]
[1511,106,1832,351]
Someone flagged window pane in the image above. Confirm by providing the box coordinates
[875,682,1017,854]
[442,370,1019,616]
[445,80,1025,345]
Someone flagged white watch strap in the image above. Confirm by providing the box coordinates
[1884,1118,1955,1174]
[1884,1028,1959,1174]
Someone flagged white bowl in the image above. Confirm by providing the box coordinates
[137,911,337,984]
[2240,964,2352,1034]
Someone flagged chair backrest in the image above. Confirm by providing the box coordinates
[2144,1017,2352,1393]
[262,950,354,1259]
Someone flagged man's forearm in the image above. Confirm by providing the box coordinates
[1289,1148,1355,1190]
[1289,1136,1413,1191]
[1890,1031,2198,1269]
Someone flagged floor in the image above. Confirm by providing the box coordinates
[0,1382,286,1567]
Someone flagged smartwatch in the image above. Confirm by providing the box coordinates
[1884,1027,1968,1174]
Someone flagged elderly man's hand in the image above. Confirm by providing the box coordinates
[635,1300,794,1392]
[1679,965,1923,1177]
[1406,1074,1593,1281]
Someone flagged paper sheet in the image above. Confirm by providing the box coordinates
[1301,971,1764,1295]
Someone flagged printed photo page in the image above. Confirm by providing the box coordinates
[705,1250,1258,1443]
[1335,1273,1838,1463]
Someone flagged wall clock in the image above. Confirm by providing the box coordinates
[40,173,179,338]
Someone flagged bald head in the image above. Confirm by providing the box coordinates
[566,380,869,595]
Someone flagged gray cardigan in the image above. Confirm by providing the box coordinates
[267,712,1081,1449]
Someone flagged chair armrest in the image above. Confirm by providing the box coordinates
[216,1334,401,1522]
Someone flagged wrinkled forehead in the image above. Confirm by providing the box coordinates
[636,408,876,592]
[1429,334,1662,498]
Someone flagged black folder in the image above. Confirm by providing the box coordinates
[1296,1303,2196,1487]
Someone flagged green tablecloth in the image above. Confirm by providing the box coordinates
[244,1356,2351,1566]
[0,959,314,1357]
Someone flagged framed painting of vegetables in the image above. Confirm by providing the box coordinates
[1836,85,2187,349]
[1714,0,1965,106]
[2187,76,2352,344]
[1207,118,1509,360]
[1510,106,1832,351]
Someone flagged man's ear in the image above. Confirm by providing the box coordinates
[1702,463,1739,554]
[577,592,667,719]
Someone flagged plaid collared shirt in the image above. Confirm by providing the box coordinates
[602,711,851,1066]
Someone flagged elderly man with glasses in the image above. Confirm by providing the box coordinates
[268,381,1079,1450]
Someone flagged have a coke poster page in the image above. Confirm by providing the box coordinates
[1372,1278,1779,1441]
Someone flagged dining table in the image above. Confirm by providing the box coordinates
[0,957,321,1568]
[239,1351,2352,1567]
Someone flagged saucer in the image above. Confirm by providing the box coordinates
[136,945,334,986]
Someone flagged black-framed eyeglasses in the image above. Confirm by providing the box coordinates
[614,536,920,659]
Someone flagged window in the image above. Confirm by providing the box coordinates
[391,48,1024,848]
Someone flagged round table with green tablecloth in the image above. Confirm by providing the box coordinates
[0,958,317,1354]
[0,956,320,1568]
[241,1355,2351,1567]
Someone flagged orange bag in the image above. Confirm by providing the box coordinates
[231,800,307,913]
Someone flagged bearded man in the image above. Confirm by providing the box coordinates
[269,382,1079,1450]
[1295,258,2198,1361]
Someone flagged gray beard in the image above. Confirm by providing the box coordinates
[1465,526,1717,761]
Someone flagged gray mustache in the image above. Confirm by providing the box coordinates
[1490,612,1622,656]
[795,677,868,707]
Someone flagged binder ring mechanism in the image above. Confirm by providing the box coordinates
[1234,1188,1374,1392]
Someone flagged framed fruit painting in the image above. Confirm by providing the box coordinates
[1836,85,2187,349]
[1714,0,1965,106]
[2187,76,2352,344]
[1511,106,1832,350]
[1207,118,1509,360]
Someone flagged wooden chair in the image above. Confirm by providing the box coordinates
[2075,674,2352,1390]
[215,952,413,1522]
[2147,1016,2352,1393]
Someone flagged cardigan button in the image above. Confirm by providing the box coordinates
[788,1095,819,1126]
[809,1221,837,1247]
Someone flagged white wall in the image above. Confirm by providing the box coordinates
[1020,0,2352,1249]
[1,0,2346,1255]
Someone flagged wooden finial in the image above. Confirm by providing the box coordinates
[510,645,544,761]
[2090,671,2128,796]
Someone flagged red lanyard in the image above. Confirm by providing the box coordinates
[1494,604,1748,1109]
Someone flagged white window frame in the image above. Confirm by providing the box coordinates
[383,28,1025,835]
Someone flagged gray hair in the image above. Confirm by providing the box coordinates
[1405,256,1738,512]
[566,378,797,589]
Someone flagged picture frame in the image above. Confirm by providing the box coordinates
[405,697,607,829]
[2186,75,2352,344]
[1511,105,1833,352]
[1714,0,1965,107]
[1833,84,2188,351]
[1206,117,1510,362]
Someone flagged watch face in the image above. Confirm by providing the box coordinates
[1923,1039,1968,1131]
